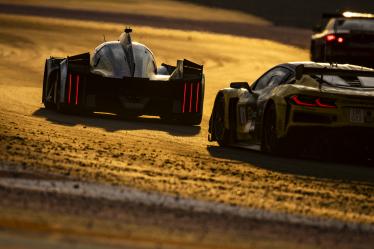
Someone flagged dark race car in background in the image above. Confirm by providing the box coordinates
[310,12,374,68]
[42,28,205,125]
[208,62,374,158]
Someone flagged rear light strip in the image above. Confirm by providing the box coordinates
[195,81,200,112]
[182,83,187,113]
[289,95,336,108]
[68,73,72,104]
[325,34,344,43]
[182,81,200,113]
[189,83,193,112]
[67,73,80,105]
[75,75,80,105]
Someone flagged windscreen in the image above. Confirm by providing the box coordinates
[91,42,131,78]
[336,18,374,31]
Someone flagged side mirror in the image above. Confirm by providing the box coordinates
[230,82,252,92]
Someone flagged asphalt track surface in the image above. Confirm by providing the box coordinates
[0,3,373,249]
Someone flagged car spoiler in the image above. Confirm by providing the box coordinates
[322,12,374,19]
[162,59,203,75]
[170,59,203,80]
[295,65,374,80]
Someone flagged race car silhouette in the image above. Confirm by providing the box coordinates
[310,12,374,68]
[209,62,374,156]
[42,28,204,125]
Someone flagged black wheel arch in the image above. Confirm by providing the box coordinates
[209,91,238,143]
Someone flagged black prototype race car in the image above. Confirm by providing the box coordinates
[310,12,374,68]
[42,29,205,125]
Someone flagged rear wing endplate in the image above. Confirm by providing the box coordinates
[170,59,203,80]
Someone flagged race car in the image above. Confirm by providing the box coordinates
[42,28,204,125]
[208,62,374,156]
[310,11,374,68]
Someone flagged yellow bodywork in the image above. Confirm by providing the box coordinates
[218,74,374,144]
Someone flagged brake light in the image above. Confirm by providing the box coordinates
[182,83,187,113]
[325,34,344,43]
[289,95,336,108]
[290,95,316,107]
[68,73,72,104]
[326,34,336,42]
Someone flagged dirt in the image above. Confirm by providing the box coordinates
[0,2,310,49]
[0,4,373,249]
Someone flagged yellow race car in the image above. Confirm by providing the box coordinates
[208,62,374,156]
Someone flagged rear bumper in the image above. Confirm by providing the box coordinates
[284,105,374,137]
[59,70,204,117]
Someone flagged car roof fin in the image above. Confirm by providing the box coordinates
[119,27,136,77]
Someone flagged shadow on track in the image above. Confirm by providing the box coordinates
[32,108,200,136]
[207,145,374,184]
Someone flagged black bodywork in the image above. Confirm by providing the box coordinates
[42,53,204,125]
[310,13,374,68]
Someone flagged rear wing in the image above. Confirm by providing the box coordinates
[295,65,374,80]
[170,59,203,80]
[314,12,374,32]
[321,12,374,19]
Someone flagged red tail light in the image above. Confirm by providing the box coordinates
[289,95,336,108]
[68,73,72,104]
[195,81,200,112]
[75,74,80,105]
[326,34,336,42]
[182,83,187,113]
[325,34,344,43]
[189,83,193,112]
[337,37,344,43]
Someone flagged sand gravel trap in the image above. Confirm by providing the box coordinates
[0,6,373,249]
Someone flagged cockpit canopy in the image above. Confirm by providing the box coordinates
[90,38,157,79]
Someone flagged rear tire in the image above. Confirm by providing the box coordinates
[42,69,57,110]
[212,95,231,146]
[55,77,71,114]
[261,104,284,154]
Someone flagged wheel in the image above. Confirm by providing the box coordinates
[43,102,56,110]
[55,76,71,114]
[42,70,57,110]
[212,95,231,146]
[261,104,284,154]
